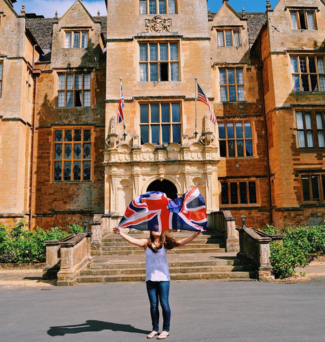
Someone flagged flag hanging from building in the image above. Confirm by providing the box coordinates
[117,82,125,124]
[118,187,207,232]
[197,83,216,124]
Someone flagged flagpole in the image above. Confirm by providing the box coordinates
[120,77,127,141]
[194,77,198,139]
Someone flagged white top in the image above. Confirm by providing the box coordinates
[145,246,170,282]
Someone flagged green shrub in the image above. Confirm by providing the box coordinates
[67,224,83,234]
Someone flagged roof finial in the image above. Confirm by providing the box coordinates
[242,7,247,19]
[54,11,58,20]
[242,7,245,14]
[266,0,272,11]
[223,0,229,3]
[20,3,26,16]
[97,10,100,16]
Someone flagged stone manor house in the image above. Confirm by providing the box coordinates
[1,0,325,230]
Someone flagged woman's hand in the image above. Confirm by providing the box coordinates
[193,231,201,237]
[113,227,120,235]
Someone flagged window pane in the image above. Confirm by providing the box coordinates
[66,92,73,107]
[160,44,168,61]
[244,122,252,138]
[75,74,82,89]
[298,131,306,148]
[58,92,65,107]
[316,113,323,129]
[237,69,243,84]
[291,12,298,29]
[159,0,166,14]
[149,0,156,14]
[171,63,179,81]
[162,125,170,144]
[293,75,300,91]
[162,103,170,122]
[307,131,314,148]
[67,74,73,89]
[73,162,81,181]
[228,141,235,157]
[73,32,80,48]
[75,91,82,107]
[151,126,159,144]
[239,182,247,204]
[229,86,236,101]
[305,113,312,129]
[246,140,253,156]
[228,69,235,84]
[220,141,226,157]
[64,162,71,181]
[172,103,180,122]
[84,144,91,159]
[301,75,309,91]
[311,176,320,200]
[84,91,90,107]
[221,183,229,204]
[307,12,315,30]
[74,129,81,141]
[237,140,244,157]
[140,0,147,14]
[55,130,63,142]
[233,31,240,47]
[55,144,63,159]
[299,11,307,29]
[300,57,307,72]
[65,130,72,141]
[65,32,71,48]
[309,57,316,73]
[249,182,257,203]
[173,125,181,144]
[225,31,232,46]
[302,177,310,201]
[151,104,159,123]
[219,123,225,139]
[318,57,324,73]
[291,57,298,73]
[230,183,238,204]
[237,86,244,101]
[318,132,325,148]
[141,125,149,144]
[150,64,158,82]
[220,70,227,84]
[140,64,148,82]
[81,32,88,48]
[236,122,243,138]
[227,123,234,139]
[218,31,224,47]
[141,104,149,123]
[296,112,304,129]
[319,76,325,91]
[311,75,318,91]
[74,144,82,159]
[84,74,91,89]
[65,144,72,159]
[170,44,178,61]
[140,44,148,62]
[150,44,158,61]
[84,130,91,142]
[0,63,2,79]
[160,62,168,81]
[54,162,62,181]
[83,161,91,181]
[220,87,228,101]
[168,0,176,13]
[59,74,65,90]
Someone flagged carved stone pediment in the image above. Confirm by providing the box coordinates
[145,15,172,33]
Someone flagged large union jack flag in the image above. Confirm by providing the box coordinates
[118,187,207,232]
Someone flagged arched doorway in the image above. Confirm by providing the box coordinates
[147,179,178,200]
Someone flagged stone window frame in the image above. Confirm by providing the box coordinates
[219,67,245,102]
[216,29,241,47]
[218,120,254,158]
[290,9,317,30]
[295,109,325,149]
[220,178,259,207]
[139,101,182,145]
[291,55,325,92]
[0,60,3,98]
[139,0,177,15]
[139,41,180,82]
[57,72,92,108]
[52,126,94,182]
[64,30,89,49]
[301,174,325,203]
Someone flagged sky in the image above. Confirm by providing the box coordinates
[13,0,280,18]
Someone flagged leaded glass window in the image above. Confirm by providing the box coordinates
[65,31,88,48]
[140,0,176,14]
[219,68,244,101]
[221,180,258,205]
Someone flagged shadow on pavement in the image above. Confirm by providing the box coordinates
[47,320,150,336]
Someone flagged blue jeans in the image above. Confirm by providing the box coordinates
[146,281,171,332]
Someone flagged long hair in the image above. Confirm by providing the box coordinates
[147,231,180,253]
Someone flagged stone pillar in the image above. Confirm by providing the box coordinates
[225,214,240,252]
[258,242,274,282]
[43,241,60,279]
[90,214,103,256]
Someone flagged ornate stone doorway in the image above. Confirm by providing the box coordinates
[147,180,178,200]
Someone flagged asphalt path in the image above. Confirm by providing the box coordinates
[1,279,325,342]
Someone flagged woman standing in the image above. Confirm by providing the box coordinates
[113,227,201,340]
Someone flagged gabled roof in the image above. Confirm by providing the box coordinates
[246,13,267,45]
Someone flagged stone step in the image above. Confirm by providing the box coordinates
[102,239,225,246]
[101,244,224,251]
[101,248,226,255]
[80,265,251,276]
[77,271,256,283]
[103,233,222,242]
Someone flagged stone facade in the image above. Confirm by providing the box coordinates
[0,0,325,230]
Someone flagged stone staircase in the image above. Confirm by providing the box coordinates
[77,232,257,283]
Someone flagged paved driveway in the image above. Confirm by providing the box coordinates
[1,279,325,342]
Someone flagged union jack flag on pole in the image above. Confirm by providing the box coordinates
[117,79,124,124]
[118,187,207,232]
[197,83,216,125]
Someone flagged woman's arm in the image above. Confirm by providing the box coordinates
[177,231,201,246]
[113,227,147,248]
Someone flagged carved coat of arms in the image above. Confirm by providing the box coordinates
[145,15,172,33]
